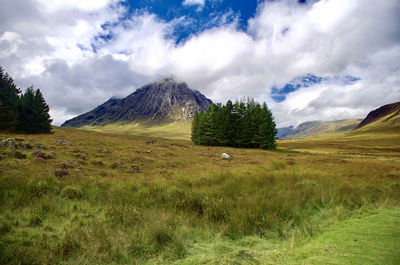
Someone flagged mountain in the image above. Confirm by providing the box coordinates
[277,119,362,139]
[276,126,294,139]
[62,78,212,127]
[354,101,400,131]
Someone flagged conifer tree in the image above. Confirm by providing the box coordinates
[0,67,21,131]
[17,87,52,133]
[32,89,52,133]
[255,103,277,149]
[191,99,277,149]
[16,87,35,133]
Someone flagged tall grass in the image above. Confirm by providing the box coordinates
[0,127,399,264]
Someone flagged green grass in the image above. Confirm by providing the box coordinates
[288,209,400,264]
[82,121,192,140]
[0,126,399,264]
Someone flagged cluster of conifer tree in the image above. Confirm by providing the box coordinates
[191,99,277,149]
[0,67,52,133]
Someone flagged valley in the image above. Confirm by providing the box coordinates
[1,124,399,264]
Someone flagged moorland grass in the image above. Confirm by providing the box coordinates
[0,127,399,264]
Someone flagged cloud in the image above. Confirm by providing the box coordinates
[16,56,151,125]
[183,0,206,7]
[1,0,400,127]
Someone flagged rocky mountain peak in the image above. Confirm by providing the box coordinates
[62,78,212,127]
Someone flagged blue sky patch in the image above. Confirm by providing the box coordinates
[121,0,259,44]
[88,0,311,51]
[271,74,360,103]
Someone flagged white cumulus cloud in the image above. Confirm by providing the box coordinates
[183,0,206,7]
[1,0,399,126]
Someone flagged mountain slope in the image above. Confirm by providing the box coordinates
[354,101,400,132]
[62,78,212,127]
[278,119,361,139]
[276,126,294,139]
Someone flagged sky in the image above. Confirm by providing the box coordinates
[1,0,400,127]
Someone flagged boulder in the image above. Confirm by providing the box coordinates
[56,139,72,146]
[34,143,45,150]
[221,153,233,161]
[0,138,17,150]
[20,143,32,149]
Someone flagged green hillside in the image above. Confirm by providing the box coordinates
[283,119,362,139]
[352,103,400,133]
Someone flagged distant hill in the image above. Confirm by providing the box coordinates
[353,101,400,132]
[276,126,294,139]
[62,78,212,127]
[277,119,362,139]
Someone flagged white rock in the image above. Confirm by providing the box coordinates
[221,153,233,161]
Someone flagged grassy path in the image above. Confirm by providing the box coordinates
[173,209,400,264]
[288,209,400,265]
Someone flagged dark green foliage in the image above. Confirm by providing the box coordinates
[0,67,21,131]
[191,99,277,149]
[32,89,52,133]
[0,67,52,133]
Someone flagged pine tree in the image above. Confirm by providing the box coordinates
[17,87,52,133]
[191,99,277,149]
[255,103,277,149]
[0,67,21,131]
[16,87,35,133]
[32,89,52,133]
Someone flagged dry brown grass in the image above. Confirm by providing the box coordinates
[0,126,399,264]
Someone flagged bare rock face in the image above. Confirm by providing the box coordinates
[62,78,212,127]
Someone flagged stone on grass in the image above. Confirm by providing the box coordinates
[221,153,233,161]
[20,143,32,149]
[34,143,45,150]
[56,139,71,146]
[0,138,17,150]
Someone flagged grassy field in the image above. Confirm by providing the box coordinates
[83,121,192,140]
[283,119,362,139]
[0,126,399,264]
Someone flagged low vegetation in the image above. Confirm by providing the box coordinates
[0,126,399,264]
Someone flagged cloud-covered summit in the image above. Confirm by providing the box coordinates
[1,0,399,126]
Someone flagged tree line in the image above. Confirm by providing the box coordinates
[0,67,52,133]
[191,99,277,149]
